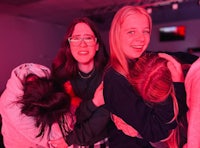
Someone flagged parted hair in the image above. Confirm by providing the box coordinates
[130,53,173,105]
[130,53,179,148]
[18,74,71,137]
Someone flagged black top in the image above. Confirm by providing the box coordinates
[103,68,187,148]
[65,69,111,146]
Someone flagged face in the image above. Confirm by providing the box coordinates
[70,23,99,68]
[120,12,150,59]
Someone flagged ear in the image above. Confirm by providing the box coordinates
[96,43,99,51]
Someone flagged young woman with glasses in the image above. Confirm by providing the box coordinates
[48,17,110,148]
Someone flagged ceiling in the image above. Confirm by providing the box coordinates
[0,0,199,27]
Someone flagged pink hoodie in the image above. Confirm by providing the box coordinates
[0,63,62,148]
[185,58,200,148]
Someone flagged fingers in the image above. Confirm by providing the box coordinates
[158,53,177,62]
[158,53,181,70]
[158,53,184,82]
[48,140,57,148]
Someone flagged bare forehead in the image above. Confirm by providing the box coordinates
[72,23,94,36]
[122,12,149,28]
[126,11,148,21]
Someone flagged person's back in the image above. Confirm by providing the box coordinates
[0,63,67,148]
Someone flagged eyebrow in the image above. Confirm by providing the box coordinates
[124,27,150,31]
[72,34,95,37]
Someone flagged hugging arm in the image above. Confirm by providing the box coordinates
[65,105,110,145]
[103,69,177,142]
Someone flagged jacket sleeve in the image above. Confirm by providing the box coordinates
[103,69,177,142]
[173,82,188,118]
[75,100,98,122]
[65,104,110,145]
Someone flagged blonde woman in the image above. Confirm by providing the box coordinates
[103,6,186,147]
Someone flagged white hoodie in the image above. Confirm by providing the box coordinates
[185,58,200,148]
[0,63,62,148]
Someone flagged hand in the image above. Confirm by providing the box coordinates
[111,114,138,137]
[48,137,68,148]
[92,82,105,107]
[64,81,75,97]
[158,53,184,82]
[64,80,82,108]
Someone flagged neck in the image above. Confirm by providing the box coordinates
[78,62,94,73]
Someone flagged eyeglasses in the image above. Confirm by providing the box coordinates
[68,36,97,47]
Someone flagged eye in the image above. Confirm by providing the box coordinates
[73,36,80,41]
[143,30,150,34]
[84,36,93,41]
[84,36,96,42]
[127,30,135,34]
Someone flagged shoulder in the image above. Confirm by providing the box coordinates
[187,58,200,77]
[185,58,200,85]
[103,67,132,90]
[104,67,125,82]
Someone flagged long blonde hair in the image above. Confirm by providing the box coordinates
[109,6,152,78]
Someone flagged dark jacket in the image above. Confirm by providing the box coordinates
[103,68,187,148]
[65,69,111,146]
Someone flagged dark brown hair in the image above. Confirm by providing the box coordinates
[18,74,71,137]
[51,17,109,88]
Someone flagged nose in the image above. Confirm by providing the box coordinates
[79,38,87,47]
[135,32,145,42]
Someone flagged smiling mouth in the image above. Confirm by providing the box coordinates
[79,51,89,55]
[132,45,143,49]
[130,46,144,53]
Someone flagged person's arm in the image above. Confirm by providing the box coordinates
[48,101,109,146]
[158,53,184,82]
[75,99,98,122]
[75,82,104,122]
[111,114,139,137]
[65,105,110,145]
[103,68,176,142]
[159,53,188,118]
[173,82,188,118]
[59,80,109,146]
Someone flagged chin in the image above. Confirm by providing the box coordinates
[133,52,143,58]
